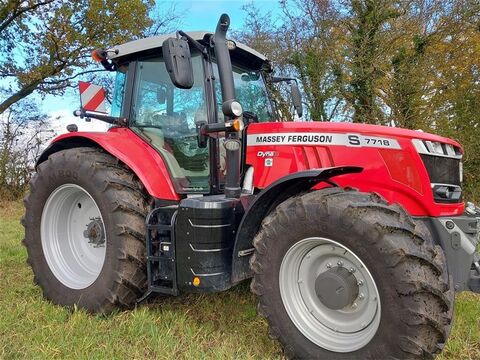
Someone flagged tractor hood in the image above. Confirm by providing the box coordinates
[245,121,464,217]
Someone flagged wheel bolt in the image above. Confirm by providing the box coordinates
[359,293,365,300]
[349,267,356,273]
[357,280,364,286]
[352,302,358,309]
[326,263,332,269]
[337,260,343,267]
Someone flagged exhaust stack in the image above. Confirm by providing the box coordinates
[213,14,242,198]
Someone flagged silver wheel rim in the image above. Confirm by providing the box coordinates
[279,237,381,352]
[41,184,106,290]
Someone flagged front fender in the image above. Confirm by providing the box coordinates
[36,128,180,201]
[231,166,362,283]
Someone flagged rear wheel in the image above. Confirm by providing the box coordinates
[22,147,149,313]
[250,188,453,359]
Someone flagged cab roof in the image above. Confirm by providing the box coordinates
[107,31,269,70]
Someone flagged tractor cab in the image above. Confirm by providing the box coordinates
[95,30,277,195]
[79,22,303,197]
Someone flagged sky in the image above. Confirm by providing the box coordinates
[168,0,280,30]
[39,0,283,134]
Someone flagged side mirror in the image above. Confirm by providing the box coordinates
[272,76,304,118]
[291,82,303,118]
[162,38,194,89]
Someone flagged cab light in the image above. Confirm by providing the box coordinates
[222,100,243,117]
[232,119,244,132]
[224,139,241,151]
[91,49,106,62]
[226,39,237,50]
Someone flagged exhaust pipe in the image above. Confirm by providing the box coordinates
[213,14,242,198]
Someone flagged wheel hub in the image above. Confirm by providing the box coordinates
[83,217,105,248]
[279,237,381,353]
[315,267,359,310]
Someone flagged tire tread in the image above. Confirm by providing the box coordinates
[22,147,150,313]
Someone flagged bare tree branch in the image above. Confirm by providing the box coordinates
[0,0,55,34]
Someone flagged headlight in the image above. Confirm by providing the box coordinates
[224,139,241,151]
[429,141,444,156]
[412,139,462,158]
[222,99,243,117]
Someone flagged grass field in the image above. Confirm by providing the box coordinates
[0,200,479,359]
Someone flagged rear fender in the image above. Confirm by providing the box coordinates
[231,166,362,283]
[36,129,180,200]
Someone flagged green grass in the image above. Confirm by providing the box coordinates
[0,201,479,359]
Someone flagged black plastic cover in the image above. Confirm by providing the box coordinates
[175,195,243,292]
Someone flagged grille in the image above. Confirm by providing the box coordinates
[413,138,463,203]
[420,154,461,186]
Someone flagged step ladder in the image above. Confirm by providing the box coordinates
[138,206,179,302]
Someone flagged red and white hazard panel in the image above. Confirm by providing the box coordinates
[78,81,107,113]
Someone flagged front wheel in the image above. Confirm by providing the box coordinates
[22,148,149,313]
[250,188,453,359]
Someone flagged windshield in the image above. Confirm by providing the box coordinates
[213,64,273,122]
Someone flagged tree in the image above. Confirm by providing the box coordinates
[0,97,55,199]
[238,0,348,121]
[279,0,348,121]
[235,3,294,120]
[341,0,401,124]
[425,1,480,200]
[146,2,181,36]
[0,0,155,115]
[241,0,480,198]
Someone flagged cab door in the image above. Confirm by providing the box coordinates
[128,53,212,194]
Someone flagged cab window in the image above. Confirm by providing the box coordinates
[111,66,127,117]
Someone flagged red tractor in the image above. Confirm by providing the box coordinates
[23,14,479,359]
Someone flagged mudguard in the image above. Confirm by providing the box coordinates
[231,166,362,283]
[36,128,180,201]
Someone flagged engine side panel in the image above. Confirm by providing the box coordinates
[38,128,180,200]
[246,122,464,217]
